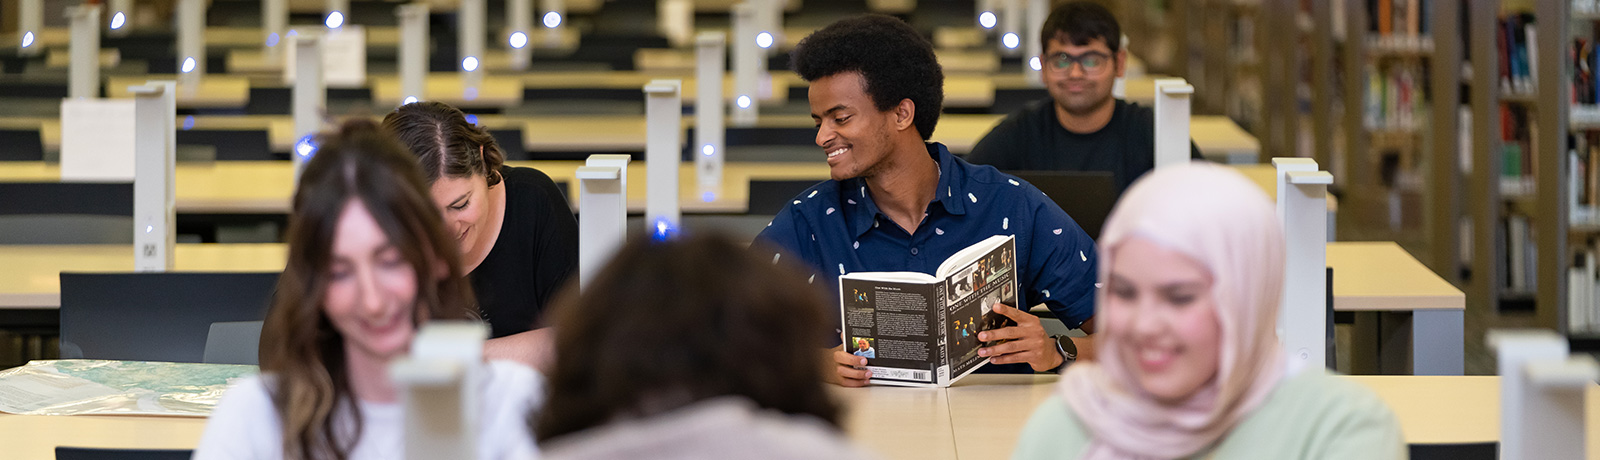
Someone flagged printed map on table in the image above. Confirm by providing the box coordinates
[0,360,256,416]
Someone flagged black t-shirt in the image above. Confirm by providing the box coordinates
[470,165,579,338]
[964,98,1205,195]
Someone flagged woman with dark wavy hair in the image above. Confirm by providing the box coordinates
[193,120,541,460]
[382,101,579,369]
[534,233,876,460]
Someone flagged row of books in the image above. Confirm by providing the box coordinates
[1363,64,1425,131]
[1500,104,1538,181]
[1502,14,1538,96]
[1368,0,1429,37]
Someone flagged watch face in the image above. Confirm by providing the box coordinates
[1057,336,1077,360]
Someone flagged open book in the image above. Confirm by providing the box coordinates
[839,235,1019,387]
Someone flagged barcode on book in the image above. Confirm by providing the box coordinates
[867,366,931,383]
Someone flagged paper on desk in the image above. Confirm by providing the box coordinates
[0,360,256,417]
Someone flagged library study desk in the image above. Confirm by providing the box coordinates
[1,374,1587,460]
[0,244,287,309]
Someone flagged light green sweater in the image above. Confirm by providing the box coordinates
[1011,369,1407,460]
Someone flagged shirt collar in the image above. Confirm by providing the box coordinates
[844,142,966,239]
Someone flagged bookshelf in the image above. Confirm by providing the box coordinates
[1340,0,1463,281]
[1465,0,1570,335]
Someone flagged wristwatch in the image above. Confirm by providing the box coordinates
[1052,334,1078,367]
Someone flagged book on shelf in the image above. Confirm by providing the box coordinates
[1500,103,1537,184]
[1505,214,1537,293]
[1568,245,1599,334]
[838,235,1018,388]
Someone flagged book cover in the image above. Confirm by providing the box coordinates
[839,235,1019,387]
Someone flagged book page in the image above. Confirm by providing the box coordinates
[943,237,1019,382]
[840,278,939,386]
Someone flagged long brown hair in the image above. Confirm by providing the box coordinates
[380,101,505,187]
[260,119,477,460]
[535,233,842,441]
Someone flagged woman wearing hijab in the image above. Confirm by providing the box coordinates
[1012,164,1404,459]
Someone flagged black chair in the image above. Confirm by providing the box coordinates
[747,180,822,216]
[1409,442,1496,460]
[0,182,132,244]
[0,129,45,161]
[1003,171,1118,240]
[58,272,279,363]
[176,130,275,161]
[56,447,192,460]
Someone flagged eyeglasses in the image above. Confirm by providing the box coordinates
[1044,52,1113,76]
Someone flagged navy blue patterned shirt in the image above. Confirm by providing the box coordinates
[754,142,1099,345]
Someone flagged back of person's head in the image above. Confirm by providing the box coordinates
[380,101,506,187]
[790,14,944,140]
[1043,1,1122,53]
[535,233,840,441]
[1058,163,1285,459]
[261,119,476,459]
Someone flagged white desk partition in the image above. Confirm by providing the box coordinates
[578,155,631,290]
[1023,0,1046,87]
[659,0,694,47]
[131,81,177,272]
[507,0,532,70]
[1153,78,1194,169]
[696,32,727,192]
[108,0,132,37]
[177,0,206,87]
[263,0,287,58]
[392,321,488,460]
[398,3,430,105]
[67,5,101,100]
[460,0,486,88]
[1274,158,1329,370]
[293,35,326,184]
[19,0,41,56]
[731,3,761,126]
[326,0,350,28]
[645,80,683,238]
[1490,330,1598,460]
[999,0,1021,57]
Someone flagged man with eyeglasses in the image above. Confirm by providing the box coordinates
[966,1,1202,195]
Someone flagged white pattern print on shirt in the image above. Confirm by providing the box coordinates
[853,241,859,249]
[808,190,818,198]
[772,253,780,264]
[1043,289,1051,298]
[838,264,845,275]
[968,193,977,203]
[1080,251,1086,261]
[1002,217,1009,230]
[1053,228,1062,235]
[1008,179,1020,186]
[935,228,944,235]
[826,207,835,215]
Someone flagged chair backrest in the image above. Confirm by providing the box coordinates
[1003,171,1118,241]
[59,272,280,363]
[0,182,133,244]
[747,180,822,216]
[55,447,193,460]
[0,129,45,161]
[203,320,265,366]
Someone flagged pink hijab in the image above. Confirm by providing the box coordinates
[1058,163,1287,459]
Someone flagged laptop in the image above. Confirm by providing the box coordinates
[1003,170,1119,241]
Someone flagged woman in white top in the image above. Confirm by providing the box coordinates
[193,120,541,460]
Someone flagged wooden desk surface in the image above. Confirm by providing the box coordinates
[1326,241,1466,311]
[0,243,286,308]
[370,74,524,108]
[105,76,251,109]
[1,374,1596,459]
[0,161,830,216]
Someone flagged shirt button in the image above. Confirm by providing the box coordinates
[910,248,919,255]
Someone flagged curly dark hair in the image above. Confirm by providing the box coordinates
[534,233,841,441]
[790,14,943,140]
[1043,1,1122,53]
[380,101,505,187]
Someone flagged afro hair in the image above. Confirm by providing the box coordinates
[790,15,944,140]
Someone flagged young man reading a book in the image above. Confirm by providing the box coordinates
[754,14,1101,387]
[965,2,1203,196]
